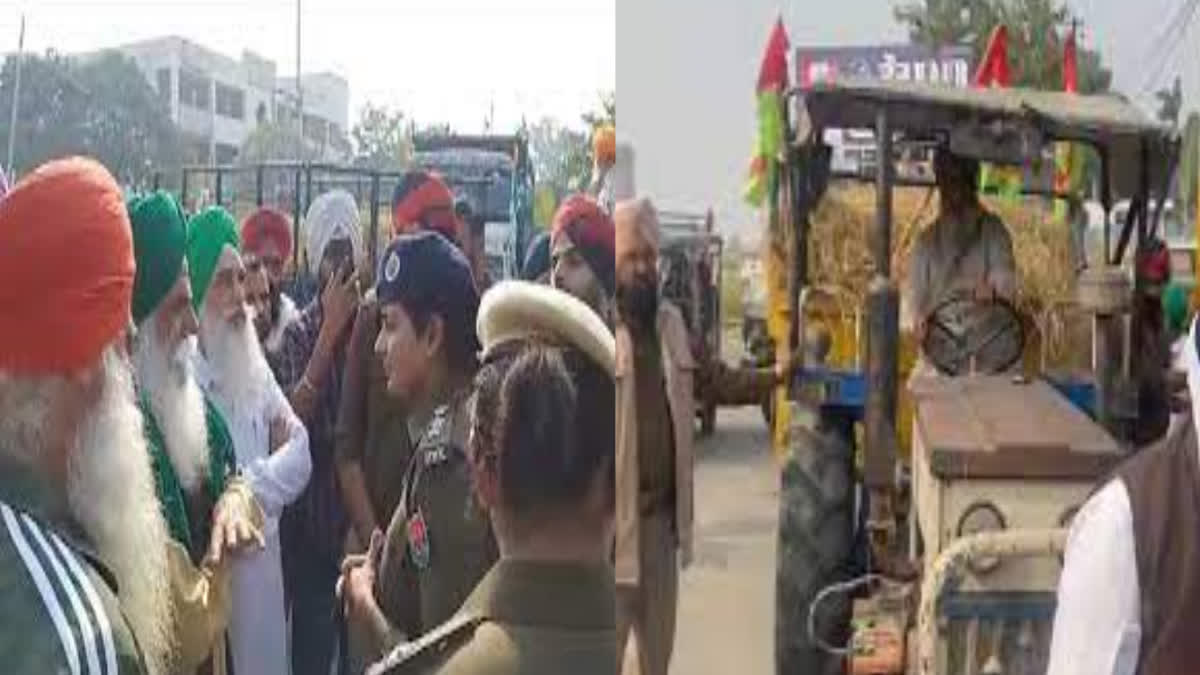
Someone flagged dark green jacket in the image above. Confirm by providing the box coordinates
[0,458,148,674]
[368,560,616,675]
[376,394,498,642]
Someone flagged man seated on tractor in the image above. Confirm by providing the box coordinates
[905,147,1018,377]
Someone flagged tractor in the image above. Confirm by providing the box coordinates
[771,78,1178,674]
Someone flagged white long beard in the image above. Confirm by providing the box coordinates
[135,326,209,492]
[68,347,172,675]
[200,307,274,408]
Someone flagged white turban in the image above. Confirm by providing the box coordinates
[304,189,363,272]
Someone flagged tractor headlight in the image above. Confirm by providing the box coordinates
[956,501,1007,574]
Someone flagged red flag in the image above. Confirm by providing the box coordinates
[1063,24,1078,93]
[757,17,791,93]
[974,25,1010,88]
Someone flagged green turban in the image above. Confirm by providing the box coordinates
[129,192,188,325]
[1164,281,1190,335]
[186,206,240,311]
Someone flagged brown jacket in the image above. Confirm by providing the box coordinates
[615,302,695,586]
[1118,414,1200,673]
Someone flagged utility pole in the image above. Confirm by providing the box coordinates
[7,14,25,175]
[296,0,304,160]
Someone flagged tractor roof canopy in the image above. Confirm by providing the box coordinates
[798,78,1176,199]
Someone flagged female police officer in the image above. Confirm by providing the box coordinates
[367,280,617,674]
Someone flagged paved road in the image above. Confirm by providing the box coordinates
[621,405,779,675]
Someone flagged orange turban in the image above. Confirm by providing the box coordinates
[0,157,134,375]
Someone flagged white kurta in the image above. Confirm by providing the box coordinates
[1047,320,1200,675]
[193,351,311,675]
[904,210,1018,379]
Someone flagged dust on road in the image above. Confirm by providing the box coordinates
[622,405,779,675]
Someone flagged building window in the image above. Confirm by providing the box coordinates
[303,114,327,143]
[215,83,245,120]
[156,68,171,103]
[179,70,210,110]
[216,143,238,165]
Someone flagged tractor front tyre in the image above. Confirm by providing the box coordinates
[775,414,855,675]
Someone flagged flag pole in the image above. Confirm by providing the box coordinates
[7,14,25,176]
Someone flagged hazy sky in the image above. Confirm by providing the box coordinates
[618,0,1197,243]
[0,0,615,133]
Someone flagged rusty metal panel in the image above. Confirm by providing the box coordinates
[913,376,1123,479]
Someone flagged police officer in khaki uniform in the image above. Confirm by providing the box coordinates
[340,231,497,659]
[368,280,617,675]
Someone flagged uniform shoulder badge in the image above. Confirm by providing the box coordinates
[418,405,454,465]
[406,507,431,570]
[366,612,484,675]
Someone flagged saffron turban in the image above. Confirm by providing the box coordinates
[0,157,134,375]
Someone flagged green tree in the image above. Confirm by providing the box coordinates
[0,49,181,184]
[894,0,1112,93]
[240,121,308,163]
[351,103,411,169]
[1155,77,1184,129]
[527,117,590,207]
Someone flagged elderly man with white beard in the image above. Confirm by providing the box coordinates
[185,205,311,675]
[128,191,268,674]
[0,157,171,674]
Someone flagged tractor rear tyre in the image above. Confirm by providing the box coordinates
[775,412,855,675]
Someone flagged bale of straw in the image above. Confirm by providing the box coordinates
[806,183,1089,374]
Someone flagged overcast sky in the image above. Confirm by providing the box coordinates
[0,0,615,133]
[618,0,1198,243]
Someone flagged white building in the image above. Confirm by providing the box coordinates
[98,36,350,164]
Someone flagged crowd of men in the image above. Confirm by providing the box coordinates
[0,152,632,675]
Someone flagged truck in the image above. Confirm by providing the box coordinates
[412,134,536,279]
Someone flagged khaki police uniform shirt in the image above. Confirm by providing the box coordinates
[376,391,499,643]
[0,457,149,674]
[367,559,617,675]
[634,327,676,516]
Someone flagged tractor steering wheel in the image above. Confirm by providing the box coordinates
[921,293,1026,377]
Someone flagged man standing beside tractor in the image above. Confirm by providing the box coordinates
[614,197,789,675]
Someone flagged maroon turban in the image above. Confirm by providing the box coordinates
[241,207,293,259]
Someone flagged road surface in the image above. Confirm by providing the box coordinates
[621,405,778,674]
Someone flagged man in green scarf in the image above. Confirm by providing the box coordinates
[128,192,265,674]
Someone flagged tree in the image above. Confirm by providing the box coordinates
[0,49,181,185]
[527,117,590,208]
[895,0,1112,93]
[240,121,308,163]
[351,103,411,170]
[1155,77,1184,129]
[581,90,616,129]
